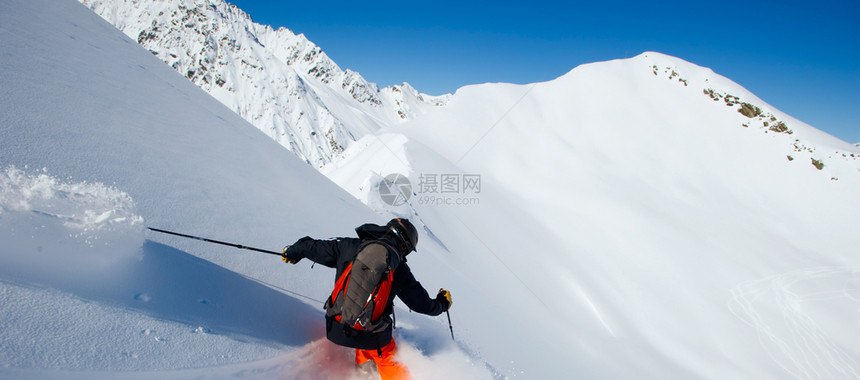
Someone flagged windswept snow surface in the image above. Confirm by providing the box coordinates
[324,53,860,379]
[0,0,488,378]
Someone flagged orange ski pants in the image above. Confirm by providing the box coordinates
[355,339,411,380]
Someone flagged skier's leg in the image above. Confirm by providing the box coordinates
[355,348,378,376]
[373,339,410,380]
[355,348,371,365]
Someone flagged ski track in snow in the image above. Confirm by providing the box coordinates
[729,267,860,379]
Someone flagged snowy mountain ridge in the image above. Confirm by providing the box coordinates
[77,0,857,174]
[79,0,449,167]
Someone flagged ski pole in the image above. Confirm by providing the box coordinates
[446,309,455,341]
[147,227,283,256]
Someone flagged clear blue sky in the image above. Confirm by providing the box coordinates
[228,0,860,143]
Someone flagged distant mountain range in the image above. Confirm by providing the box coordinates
[80,0,449,167]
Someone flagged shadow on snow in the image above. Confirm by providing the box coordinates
[3,240,324,348]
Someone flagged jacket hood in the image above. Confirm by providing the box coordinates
[355,223,390,240]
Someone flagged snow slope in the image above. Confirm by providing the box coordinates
[0,0,485,378]
[323,53,860,379]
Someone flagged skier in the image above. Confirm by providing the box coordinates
[282,218,452,380]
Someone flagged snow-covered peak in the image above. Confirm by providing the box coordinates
[82,0,345,89]
[341,69,382,105]
[79,0,449,167]
[379,82,451,121]
[547,52,857,156]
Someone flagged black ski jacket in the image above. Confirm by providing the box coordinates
[285,223,445,350]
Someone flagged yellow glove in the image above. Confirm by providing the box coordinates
[437,288,452,310]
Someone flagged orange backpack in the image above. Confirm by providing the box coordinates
[325,240,401,333]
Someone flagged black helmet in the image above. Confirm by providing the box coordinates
[387,218,418,254]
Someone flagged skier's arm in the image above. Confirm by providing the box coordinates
[394,263,445,316]
[283,236,343,268]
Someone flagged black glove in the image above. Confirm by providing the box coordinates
[282,246,300,264]
[281,236,311,264]
[436,288,452,310]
